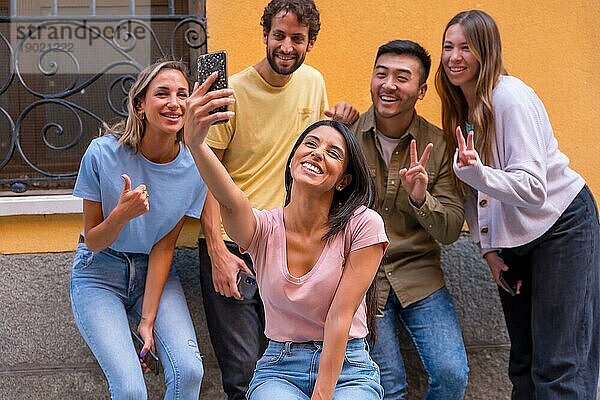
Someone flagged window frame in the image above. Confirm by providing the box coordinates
[0,0,206,216]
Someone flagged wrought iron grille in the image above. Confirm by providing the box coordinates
[0,4,206,194]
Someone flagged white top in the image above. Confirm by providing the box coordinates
[375,130,402,167]
[454,75,585,252]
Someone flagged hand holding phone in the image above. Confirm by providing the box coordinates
[498,272,516,297]
[237,271,257,300]
[197,50,228,118]
[131,328,161,375]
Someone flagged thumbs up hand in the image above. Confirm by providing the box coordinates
[116,174,150,221]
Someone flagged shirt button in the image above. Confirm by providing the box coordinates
[384,207,389,212]
[391,180,395,185]
[394,151,399,155]
[480,226,489,234]
[479,199,488,207]
[387,272,392,276]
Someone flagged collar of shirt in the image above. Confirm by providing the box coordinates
[358,106,418,141]
[352,106,449,309]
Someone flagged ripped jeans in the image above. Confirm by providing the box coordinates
[70,243,204,400]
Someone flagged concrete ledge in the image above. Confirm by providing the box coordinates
[0,234,515,399]
[0,195,82,216]
[400,234,512,399]
[0,249,226,399]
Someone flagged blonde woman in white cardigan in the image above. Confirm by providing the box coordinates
[436,9,600,399]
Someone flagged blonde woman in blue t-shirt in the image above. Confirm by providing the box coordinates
[70,60,207,399]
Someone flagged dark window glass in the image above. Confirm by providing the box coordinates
[0,0,206,194]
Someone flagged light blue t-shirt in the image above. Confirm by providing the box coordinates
[74,134,207,254]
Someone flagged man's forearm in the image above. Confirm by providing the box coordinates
[200,191,228,256]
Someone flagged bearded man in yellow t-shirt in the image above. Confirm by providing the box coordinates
[197,1,358,399]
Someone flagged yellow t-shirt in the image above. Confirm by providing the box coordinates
[204,64,328,240]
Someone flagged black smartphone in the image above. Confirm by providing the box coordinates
[197,50,228,118]
[498,272,516,297]
[131,328,161,375]
[237,270,257,300]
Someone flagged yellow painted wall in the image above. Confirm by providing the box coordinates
[2,0,598,254]
[207,0,600,190]
[0,214,201,254]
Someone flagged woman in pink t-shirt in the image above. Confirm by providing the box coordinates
[185,74,389,400]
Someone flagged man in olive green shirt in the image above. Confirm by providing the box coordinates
[351,40,468,399]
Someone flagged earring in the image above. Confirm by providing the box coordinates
[139,112,145,120]
[336,185,343,191]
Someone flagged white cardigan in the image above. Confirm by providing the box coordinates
[454,75,585,253]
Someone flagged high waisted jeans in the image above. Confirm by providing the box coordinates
[248,338,383,399]
[498,185,600,399]
[70,243,204,399]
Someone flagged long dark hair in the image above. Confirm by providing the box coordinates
[284,120,375,238]
[283,120,380,338]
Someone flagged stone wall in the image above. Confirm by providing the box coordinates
[0,234,514,399]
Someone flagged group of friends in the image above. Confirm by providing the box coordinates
[69,1,600,399]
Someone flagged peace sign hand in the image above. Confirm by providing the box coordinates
[455,126,477,168]
[399,139,433,207]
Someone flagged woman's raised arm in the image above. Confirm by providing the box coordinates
[184,74,256,249]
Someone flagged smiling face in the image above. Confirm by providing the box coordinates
[442,23,480,94]
[371,53,427,122]
[137,68,189,137]
[290,125,351,193]
[264,10,314,76]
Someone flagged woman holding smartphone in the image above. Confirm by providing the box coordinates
[70,60,206,399]
[436,10,600,398]
[185,73,387,400]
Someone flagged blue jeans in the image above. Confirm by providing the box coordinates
[370,287,468,400]
[498,185,600,399]
[248,338,383,399]
[70,243,204,400]
[198,239,266,400]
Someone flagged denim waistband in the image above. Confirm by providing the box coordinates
[268,337,368,352]
[78,235,147,259]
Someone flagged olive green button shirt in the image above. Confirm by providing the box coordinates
[351,107,464,309]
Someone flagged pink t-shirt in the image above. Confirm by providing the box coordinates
[245,205,388,342]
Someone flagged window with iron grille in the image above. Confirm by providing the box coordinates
[0,0,206,195]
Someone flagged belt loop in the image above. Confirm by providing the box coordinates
[284,341,292,355]
[364,338,370,352]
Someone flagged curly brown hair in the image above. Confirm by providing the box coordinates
[261,0,321,42]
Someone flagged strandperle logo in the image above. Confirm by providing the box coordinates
[10,20,152,74]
